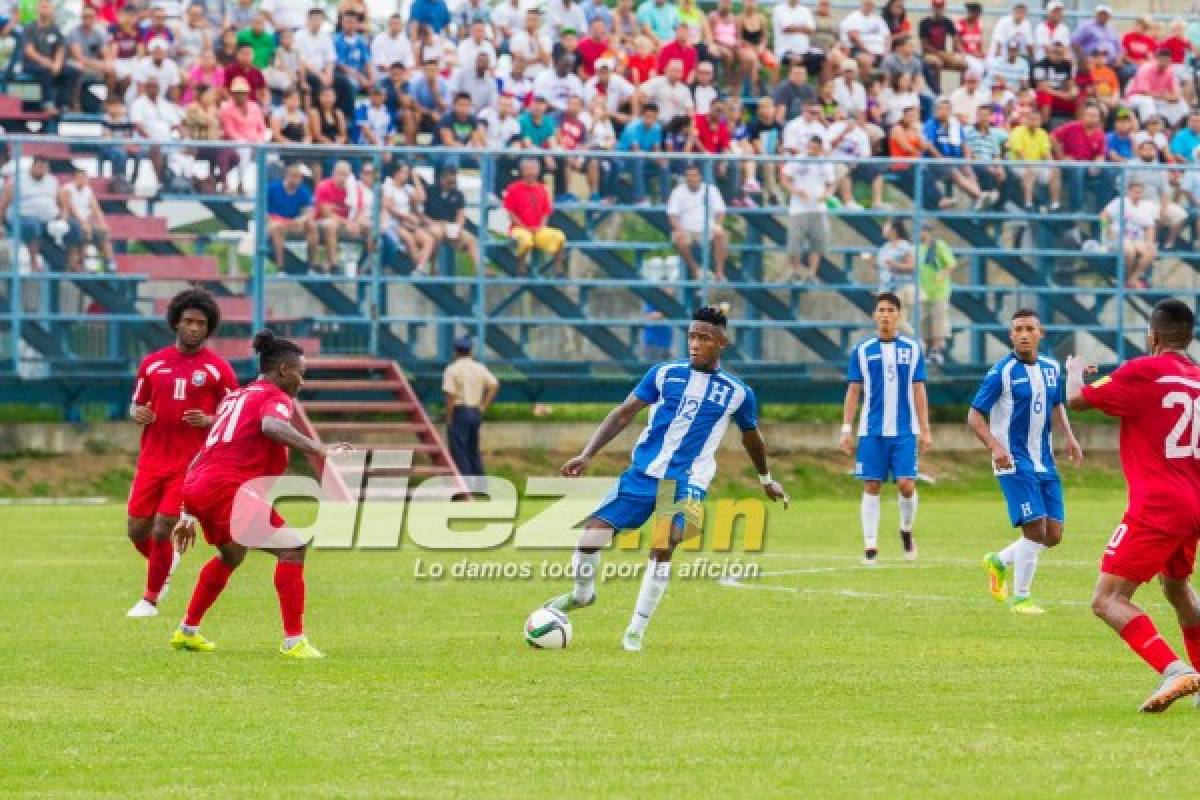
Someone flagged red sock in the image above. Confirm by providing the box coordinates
[1181,624,1200,670]
[143,537,174,603]
[1120,614,1182,674]
[132,538,152,559]
[184,557,234,628]
[274,561,306,638]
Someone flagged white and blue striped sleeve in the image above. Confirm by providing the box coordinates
[732,385,758,432]
[632,365,665,404]
[971,366,1003,414]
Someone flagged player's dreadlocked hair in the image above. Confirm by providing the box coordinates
[165,288,220,335]
[252,330,304,375]
[693,305,728,329]
[1150,299,1196,349]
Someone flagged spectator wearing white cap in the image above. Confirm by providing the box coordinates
[584,56,636,127]
[986,2,1032,62]
[1033,1,1070,62]
[129,37,180,105]
[1072,5,1129,82]
[833,59,867,116]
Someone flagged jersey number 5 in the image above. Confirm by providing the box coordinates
[206,394,248,447]
[1162,391,1200,459]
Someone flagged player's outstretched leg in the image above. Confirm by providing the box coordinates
[273,547,322,659]
[897,479,918,562]
[172,545,244,652]
[623,554,672,652]
[1092,573,1200,712]
[546,520,613,612]
[1159,576,1200,708]
[860,482,882,566]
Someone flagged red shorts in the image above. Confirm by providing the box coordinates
[127,468,185,519]
[182,481,286,548]
[1100,515,1200,585]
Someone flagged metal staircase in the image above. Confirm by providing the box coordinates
[292,357,467,501]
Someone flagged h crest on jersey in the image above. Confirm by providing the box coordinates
[706,381,731,407]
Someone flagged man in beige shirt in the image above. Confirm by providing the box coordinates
[442,335,500,476]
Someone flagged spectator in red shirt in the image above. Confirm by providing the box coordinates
[626,35,658,85]
[1159,19,1195,105]
[314,160,372,274]
[1122,17,1158,69]
[956,2,985,72]
[577,16,615,79]
[502,158,567,275]
[1051,103,1108,214]
[224,43,269,108]
[657,23,698,82]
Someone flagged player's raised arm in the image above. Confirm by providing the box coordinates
[561,392,649,477]
[1064,354,1094,411]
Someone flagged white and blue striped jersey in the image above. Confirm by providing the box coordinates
[971,353,1065,474]
[847,336,926,437]
[629,361,759,490]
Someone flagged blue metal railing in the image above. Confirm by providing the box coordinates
[0,136,1196,380]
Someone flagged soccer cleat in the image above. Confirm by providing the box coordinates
[1138,671,1200,713]
[622,629,643,652]
[1010,597,1045,615]
[170,629,216,652]
[983,553,1008,602]
[126,598,159,618]
[544,592,595,613]
[280,637,325,659]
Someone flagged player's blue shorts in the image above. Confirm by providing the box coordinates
[591,469,706,532]
[997,470,1065,527]
[855,434,918,482]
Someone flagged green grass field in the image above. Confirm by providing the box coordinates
[3,489,1200,798]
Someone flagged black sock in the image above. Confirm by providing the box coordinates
[900,530,913,552]
[864,548,878,560]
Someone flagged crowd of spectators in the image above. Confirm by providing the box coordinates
[2,1,1200,288]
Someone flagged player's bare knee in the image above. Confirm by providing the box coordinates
[896,479,915,497]
[1042,525,1063,548]
[217,543,247,569]
[863,481,882,496]
[150,516,176,540]
[127,517,152,541]
[1090,587,1115,620]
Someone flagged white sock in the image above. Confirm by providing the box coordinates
[628,559,671,635]
[998,538,1023,566]
[860,493,881,550]
[898,492,918,531]
[1013,538,1045,599]
[572,550,600,604]
[179,623,198,636]
[283,635,305,649]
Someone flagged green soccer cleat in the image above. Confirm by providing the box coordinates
[544,592,595,613]
[170,629,216,652]
[983,553,1008,602]
[622,628,643,652]
[280,637,325,659]
[1010,597,1046,615]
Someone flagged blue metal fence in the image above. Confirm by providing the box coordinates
[0,136,1197,388]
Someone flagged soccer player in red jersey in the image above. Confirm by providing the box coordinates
[170,331,350,659]
[1066,299,1200,712]
[126,290,237,619]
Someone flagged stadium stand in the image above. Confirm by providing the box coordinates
[2,0,1200,411]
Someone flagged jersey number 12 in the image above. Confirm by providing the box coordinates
[1163,391,1200,459]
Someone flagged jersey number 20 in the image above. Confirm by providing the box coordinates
[1163,391,1200,458]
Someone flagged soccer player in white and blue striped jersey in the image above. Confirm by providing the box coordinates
[545,306,789,652]
[967,309,1084,614]
[840,293,933,566]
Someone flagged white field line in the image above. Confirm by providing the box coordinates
[748,552,1103,568]
[717,579,1100,607]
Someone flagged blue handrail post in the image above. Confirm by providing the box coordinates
[251,146,267,335]
[912,160,924,350]
[1115,162,1127,362]
[8,141,21,375]
[477,153,492,352]
[368,147,385,357]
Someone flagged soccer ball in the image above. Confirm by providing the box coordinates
[524,607,572,649]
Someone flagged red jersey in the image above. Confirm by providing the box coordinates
[657,41,698,81]
[957,18,983,58]
[626,54,657,85]
[185,379,296,494]
[694,113,731,154]
[1123,31,1157,64]
[132,346,238,474]
[315,178,350,219]
[1082,352,1200,531]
